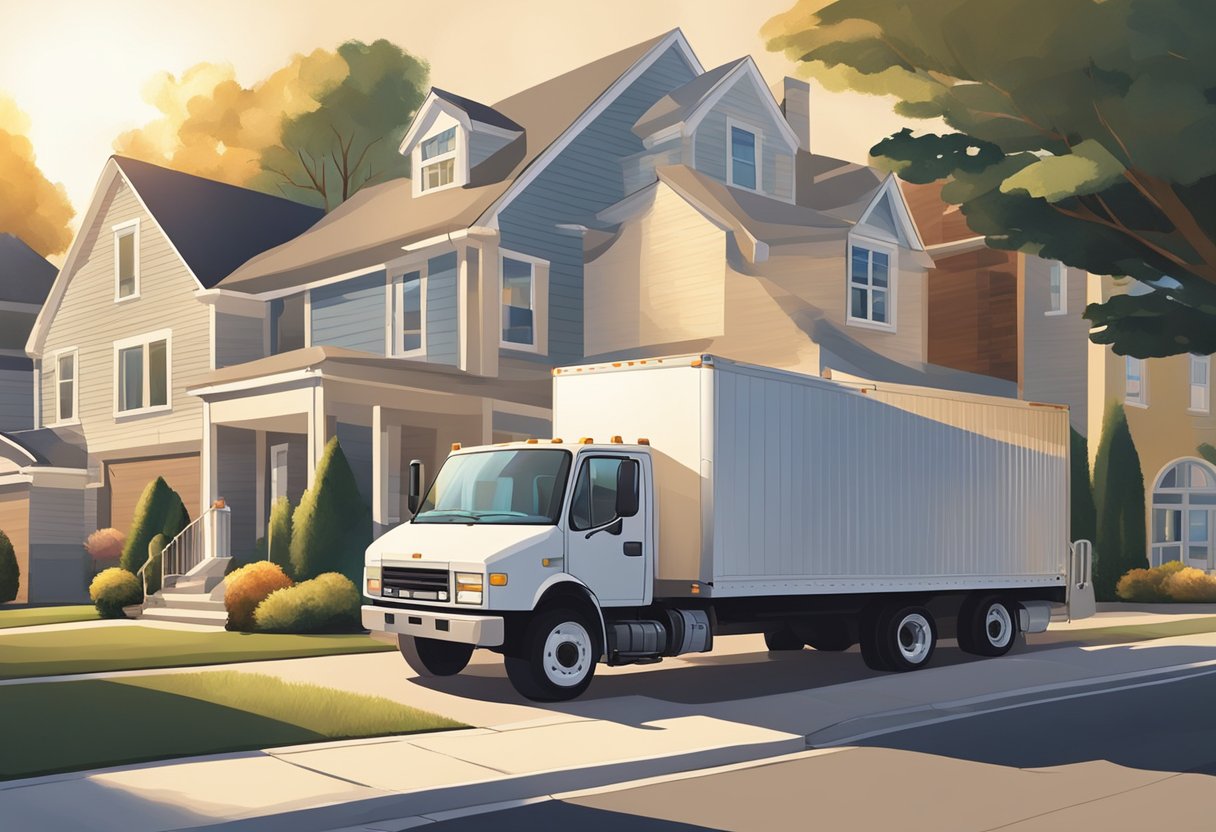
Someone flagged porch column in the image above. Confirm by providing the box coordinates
[306,380,328,486]
[254,430,267,536]
[201,401,219,511]
[372,405,386,539]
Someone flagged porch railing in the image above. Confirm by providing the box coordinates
[139,505,231,597]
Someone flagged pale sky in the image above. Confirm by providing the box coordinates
[0,0,920,226]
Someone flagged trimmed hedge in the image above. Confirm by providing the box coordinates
[1118,561,1216,602]
[119,478,191,575]
[145,533,167,595]
[0,530,18,603]
[1092,402,1147,601]
[267,496,294,578]
[90,567,142,618]
[254,573,361,634]
[225,561,293,631]
[290,438,370,585]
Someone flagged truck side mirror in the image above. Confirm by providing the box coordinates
[407,459,425,515]
[615,459,639,518]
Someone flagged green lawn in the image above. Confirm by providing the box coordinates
[0,605,99,629]
[1033,613,1216,646]
[0,625,394,680]
[0,671,463,780]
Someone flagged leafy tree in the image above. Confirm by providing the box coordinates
[267,496,294,578]
[119,477,190,575]
[1091,403,1147,599]
[290,438,371,584]
[1070,428,1097,545]
[0,95,74,255]
[256,40,429,210]
[0,530,18,603]
[764,0,1216,358]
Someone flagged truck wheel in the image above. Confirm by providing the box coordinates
[397,635,474,677]
[957,596,1018,657]
[803,619,854,652]
[504,608,600,701]
[875,605,937,672]
[859,608,890,671]
[764,626,805,651]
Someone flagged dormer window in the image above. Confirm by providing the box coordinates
[728,123,759,191]
[420,127,458,192]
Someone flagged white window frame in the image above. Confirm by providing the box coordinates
[1190,354,1210,414]
[50,346,79,426]
[499,250,543,352]
[417,126,461,195]
[725,117,762,193]
[393,267,427,358]
[112,329,173,418]
[1046,261,1067,316]
[1125,355,1147,408]
[846,234,898,332]
[112,219,141,303]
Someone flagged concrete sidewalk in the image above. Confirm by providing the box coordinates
[4,629,1216,832]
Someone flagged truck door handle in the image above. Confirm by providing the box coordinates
[623,541,642,557]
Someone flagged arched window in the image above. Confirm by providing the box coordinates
[1151,458,1216,570]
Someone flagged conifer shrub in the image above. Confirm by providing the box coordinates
[119,478,190,575]
[267,496,294,578]
[0,530,18,603]
[290,438,370,585]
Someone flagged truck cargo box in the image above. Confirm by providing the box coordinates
[553,355,1069,598]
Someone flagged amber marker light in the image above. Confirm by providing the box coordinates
[489,573,508,586]
[451,442,462,450]
[411,552,423,559]
[690,583,701,594]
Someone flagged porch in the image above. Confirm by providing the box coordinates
[188,346,552,557]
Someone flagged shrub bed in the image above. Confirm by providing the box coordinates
[89,568,142,618]
[254,573,361,634]
[225,562,293,631]
[1116,561,1216,603]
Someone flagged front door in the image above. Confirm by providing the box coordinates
[270,444,289,504]
[566,454,647,606]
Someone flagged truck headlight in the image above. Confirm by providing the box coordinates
[365,565,381,596]
[455,572,483,605]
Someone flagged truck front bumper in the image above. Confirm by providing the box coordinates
[361,605,505,647]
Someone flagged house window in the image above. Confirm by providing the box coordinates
[1152,459,1216,570]
[1125,356,1146,406]
[729,125,757,191]
[501,255,535,347]
[420,127,457,192]
[115,332,170,415]
[55,350,77,423]
[114,220,139,300]
[848,243,893,327]
[397,270,425,355]
[1191,354,1210,413]
[1047,262,1066,315]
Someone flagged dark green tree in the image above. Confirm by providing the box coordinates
[0,530,18,602]
[1091,402,1147,599]
[144,533,167,595]
[118,477,190,575]
[1070,428,1097,545]
[764,0,1216,358]
[290,438,371,584]
[256,39,429,210]
[267,496,294,578]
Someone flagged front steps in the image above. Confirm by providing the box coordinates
[138,557,232,627]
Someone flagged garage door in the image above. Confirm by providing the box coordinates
[107,455,201,533]
[0,487,30,604]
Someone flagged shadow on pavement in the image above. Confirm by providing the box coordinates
[424,799,722,832]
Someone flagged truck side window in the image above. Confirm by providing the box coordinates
[569,457,622,531]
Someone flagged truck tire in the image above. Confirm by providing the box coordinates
[764,627,805,651]
[398,635,474,677]
[504,608,600,701]
[859,608,890,671]
[957,596,1019,657]
[874,605,937,672]
[803,619,854,652]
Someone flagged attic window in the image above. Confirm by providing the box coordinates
[420,127,457,192]
[113,219,140,301]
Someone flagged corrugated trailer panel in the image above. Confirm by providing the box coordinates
[710,362,1069,595]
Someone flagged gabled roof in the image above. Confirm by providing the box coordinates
[794,153,885,222]
[0,234,56,305]
[632,57,747,138]
[431,88,523,132]
[112,157,324,288]
[898,179,982,250]
[220,29,701,296]
[27,156,324,355]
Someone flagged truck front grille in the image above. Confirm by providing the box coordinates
[382,566,450,601]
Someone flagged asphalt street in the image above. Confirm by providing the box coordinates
[422,669,1216,831]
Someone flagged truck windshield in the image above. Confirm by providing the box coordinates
[413,449,572,525]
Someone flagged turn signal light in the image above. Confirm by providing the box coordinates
[366,578,382,595]
[489,573,508,586]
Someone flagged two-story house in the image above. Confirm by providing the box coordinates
[0,233,56,431]
[1087,276,1216,573]
[11,156,321,599]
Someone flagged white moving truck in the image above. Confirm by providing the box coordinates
[362,355,1094,701]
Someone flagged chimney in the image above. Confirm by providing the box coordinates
[781,77,811,153]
